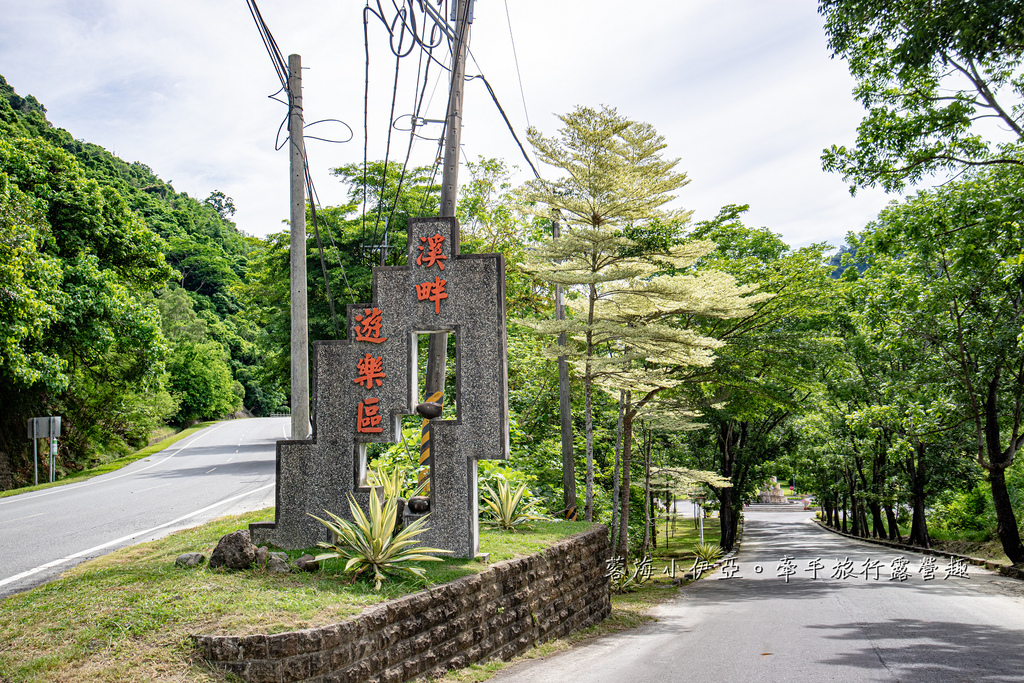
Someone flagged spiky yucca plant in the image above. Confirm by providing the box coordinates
[310,490,449,590]
[366,461,426,501]
[693,541,723,564]
[481,478,549,530]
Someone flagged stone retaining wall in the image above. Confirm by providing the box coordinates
[194,526,610,683]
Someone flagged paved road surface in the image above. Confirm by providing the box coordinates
[0,417,284,598]
[495,509,1024,682]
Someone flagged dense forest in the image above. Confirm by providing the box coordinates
[3,0,1024,568]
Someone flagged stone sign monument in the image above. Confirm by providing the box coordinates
[251,217,509,557]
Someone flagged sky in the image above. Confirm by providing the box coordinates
[0,0,900,249]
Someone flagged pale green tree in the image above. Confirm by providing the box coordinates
[522,105,759,525]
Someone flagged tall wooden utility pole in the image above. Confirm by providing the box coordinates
[289,53,310,439]
[423,0,471,403]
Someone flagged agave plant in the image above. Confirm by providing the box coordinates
[481,477,549,530]
[366,461,426,501]
[309,489,449,590]
[693,541,723,564]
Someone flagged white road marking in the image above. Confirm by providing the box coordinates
[226,458,233,463]
[133,483,172,494]
[0,422,228,507]
[205,468,217,474]
[1,512,44,525]
[0,483,274,589]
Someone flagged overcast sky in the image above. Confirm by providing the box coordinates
[0,0,900,250]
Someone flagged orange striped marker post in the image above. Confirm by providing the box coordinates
[418,390,443,493]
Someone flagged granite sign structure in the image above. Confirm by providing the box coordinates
[251,217,509,557]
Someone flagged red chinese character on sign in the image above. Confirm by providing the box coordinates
[415,276,448,314]
[353,353,386,389]
[357,397,383,433]
[353,307,387,343]
[416,234,447,270]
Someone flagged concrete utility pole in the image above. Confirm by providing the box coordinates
[289,53,310,440]
[424,0,472,401]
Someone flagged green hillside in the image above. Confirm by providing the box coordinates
[0,75,285,490]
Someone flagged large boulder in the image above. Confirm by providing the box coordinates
[209,530,257,570]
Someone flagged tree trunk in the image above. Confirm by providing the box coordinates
[841,491,848,533]
[610,390,624,553]
[583,285,597,523]
[846,469,861,537]
[983,373,1024,563]
[990,465,1024,563]
[907,453,930,547]
[642,427,651,557]
[616,401,634,558]
[583,364,594,522]
[718,487,741,551]
[869,502,886,539]
[884,504,902,542]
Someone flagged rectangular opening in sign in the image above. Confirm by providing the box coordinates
[415,332,457,420]
[357,442,405,492]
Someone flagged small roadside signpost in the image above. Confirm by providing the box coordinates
[27,416,61,485]
[695,494,706,545]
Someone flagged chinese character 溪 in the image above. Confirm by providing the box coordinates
[416,233,447,270]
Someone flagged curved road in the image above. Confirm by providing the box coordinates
[0,417,284,598]
[495,509,1024,682]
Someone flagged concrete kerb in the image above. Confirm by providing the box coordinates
[812,518,1024,580]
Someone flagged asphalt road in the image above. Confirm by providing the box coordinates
[0,417,284,598]
[494,508,1024,683]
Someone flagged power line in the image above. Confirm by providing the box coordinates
[246,0,356,335]
[466,73,540,179]
[502,0,530,128]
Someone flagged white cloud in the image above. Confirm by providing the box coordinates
[0,0,901,249]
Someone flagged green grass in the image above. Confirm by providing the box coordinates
[823,518,1014,566]
[642,516,723,580]
[0,422,216,499]
[0,509,594,683]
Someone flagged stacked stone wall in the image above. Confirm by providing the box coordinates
[194,526,610,683]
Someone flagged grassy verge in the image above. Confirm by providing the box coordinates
[820,516,1014,566]
[900,525,1013,565]
[0,509,593,683]
[0,422,216,500]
